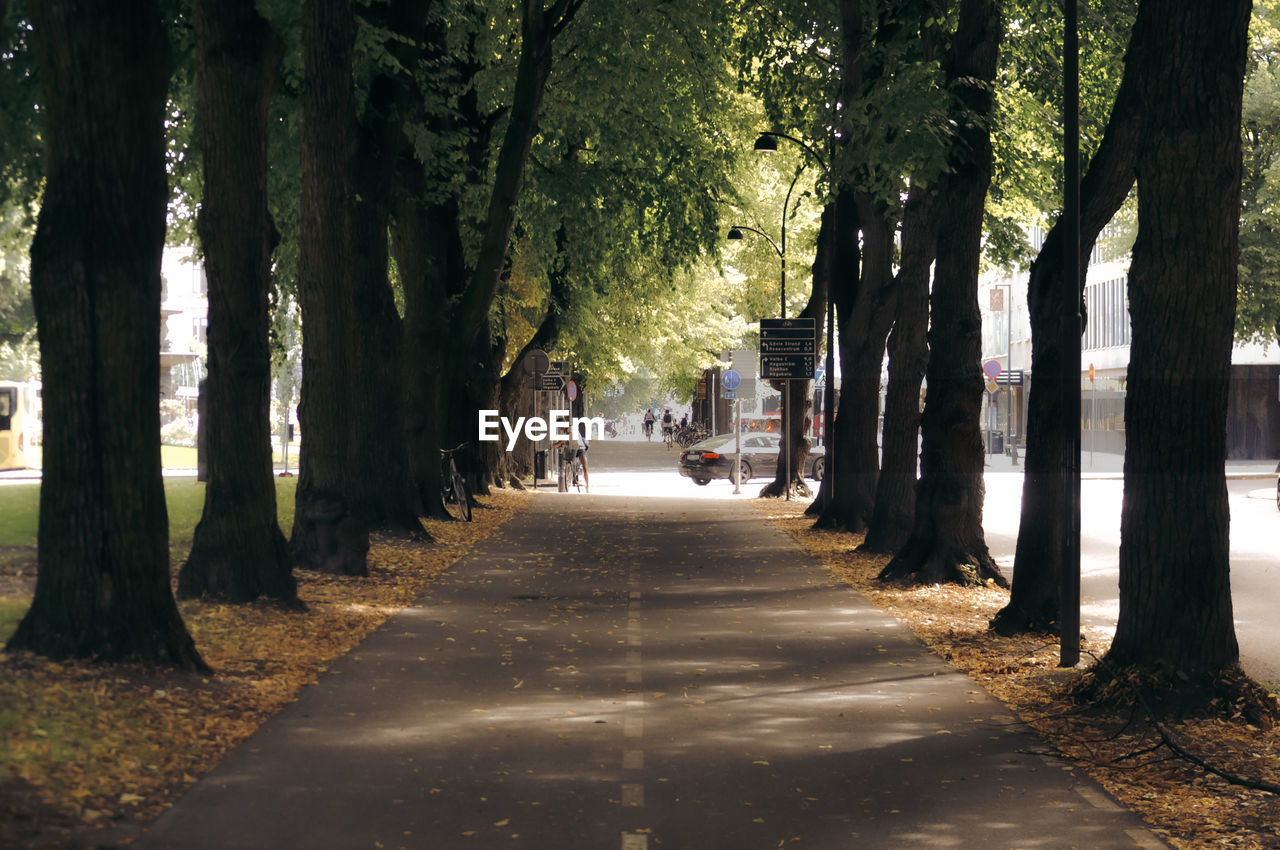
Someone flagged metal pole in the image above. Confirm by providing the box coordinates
[1060,0,1082,668]
[734,397,742,494]
[781,256,790,501]
[781,183,791,501]
[1006,284,1017,465]
[824,286,835,504]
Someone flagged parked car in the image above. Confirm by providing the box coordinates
[677,432,825,486]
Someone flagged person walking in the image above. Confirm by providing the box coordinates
[574,432,589,492]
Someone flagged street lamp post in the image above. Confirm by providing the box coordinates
[1061,0,1082,669]
[727,221,793,498]
[751,131,836,506]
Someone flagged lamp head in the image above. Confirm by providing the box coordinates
[727,227,744,240]
[753,134,779,153]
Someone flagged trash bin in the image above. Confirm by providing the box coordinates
[534,449,546,480]
[989,430,1004,455]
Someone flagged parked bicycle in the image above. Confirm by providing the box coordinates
[440,443,472,521]
[674,421,710,448]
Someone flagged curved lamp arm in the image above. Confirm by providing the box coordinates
[726,224,782,258]
[755,131,829,175]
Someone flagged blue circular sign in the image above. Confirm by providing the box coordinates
[567,380,578,402]
[722,369,741,390]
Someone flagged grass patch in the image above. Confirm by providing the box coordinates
[0,485,39,548]
[0,597,28,644]
[0,477,298,550]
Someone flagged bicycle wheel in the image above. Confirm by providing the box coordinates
[450,473,472,521]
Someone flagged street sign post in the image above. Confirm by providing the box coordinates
[760,318,816,500]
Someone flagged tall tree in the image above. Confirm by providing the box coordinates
[1106,0,1252,687]
[6,0,206,669]
[395,0,585,513]
[879,0,1007,586]
[345,0,424,534]
[290,0,368,575]
[178,0,299,605]
[857,1,947,552]
[992,5,1141,634]
[861,181,938,551]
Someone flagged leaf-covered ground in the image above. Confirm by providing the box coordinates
[0,489,531,850]
[752,498,1280,850]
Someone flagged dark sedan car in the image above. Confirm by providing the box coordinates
[677,432,825,486]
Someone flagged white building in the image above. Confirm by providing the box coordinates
[160,246,206,407]
[980,228,1280,458]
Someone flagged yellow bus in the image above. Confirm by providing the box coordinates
[0,382,30,470]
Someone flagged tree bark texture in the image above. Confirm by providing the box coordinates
[290,0,368,575]
[815,195,896,527]
[810,193,857,511]
[813,0,904,531]
[880,0,1005,587]
[348,54,421,535]
[991,48,1143,633]
[1107,0,1250,678]
[7,0,206,669]
[393,188,457,520]
[178,0,298,606]
[862,184,937,552]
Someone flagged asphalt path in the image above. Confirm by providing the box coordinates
[138,439,1163,850]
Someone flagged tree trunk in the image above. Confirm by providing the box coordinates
[862,184,937,553]
[290,0,368,575]
[879,0,1005,587]
[991,15,1144,635]
[7,0,206,669]
[178,0,298,606]
[813,195,896,527]
[1107,0,1250,682]
[393,188,457,520]
[811,0,902,531]
[348,59,421,535]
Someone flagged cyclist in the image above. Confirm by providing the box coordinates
[643,409,656,441]
[661,408,674,445]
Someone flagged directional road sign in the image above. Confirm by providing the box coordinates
[540,360,568,392]
[760,318,816,380]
